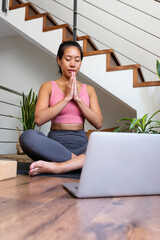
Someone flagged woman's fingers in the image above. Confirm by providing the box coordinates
[72,72,79,100]
[65,71,78,100]
[65,74,73,99]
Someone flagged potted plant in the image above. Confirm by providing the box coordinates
[114,61,160,134]
[11,89,37,153]
[114,110,160,133]
[18,89,37,131]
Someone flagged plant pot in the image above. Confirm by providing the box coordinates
[16,142,24,155]
[16,127,25,155]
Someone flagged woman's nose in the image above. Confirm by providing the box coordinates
[70,59,75,66]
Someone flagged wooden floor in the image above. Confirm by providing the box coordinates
[0,174,160,240]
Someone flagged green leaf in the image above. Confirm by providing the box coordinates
[116,118,132,123]
[148,109,160,122]
[156,60,160,79]
[129,118,140,130]
[153,120,160,126]
[141,113,148,131]
[114,124,129,132]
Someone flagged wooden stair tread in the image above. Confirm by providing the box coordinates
[84,49,113,56]
[10,1,40,14]
[46,13,58,26]
[25,13,47,21]
[134,81,160,88]
[9,2,30,10]
[43,23,70,32]
[107,64,140,71]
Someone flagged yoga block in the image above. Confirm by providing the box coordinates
[0,160,17,181]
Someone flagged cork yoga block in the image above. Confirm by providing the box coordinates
[0,160,17,181]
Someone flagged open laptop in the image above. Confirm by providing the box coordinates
[62,132,160,198]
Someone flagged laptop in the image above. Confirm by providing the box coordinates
[62,132,160,198]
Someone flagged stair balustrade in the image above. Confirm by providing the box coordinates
[2,0,7,12]
[73,0,77,42]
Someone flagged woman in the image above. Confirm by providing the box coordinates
[20,41,103,176]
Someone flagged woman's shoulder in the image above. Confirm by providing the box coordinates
[39,81,53,94]
[41,81,57,89]
[86,84,96,96]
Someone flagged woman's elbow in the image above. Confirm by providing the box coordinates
[95,118,103,130]
[96,123,102,130]
[35,120,42,127]
[34,115,43,127]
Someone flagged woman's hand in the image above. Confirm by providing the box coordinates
[65,74,74,101]
[72,72,79,101]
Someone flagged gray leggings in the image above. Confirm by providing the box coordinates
[19,129,88,162]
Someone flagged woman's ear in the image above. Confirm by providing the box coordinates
[57,56,60,66]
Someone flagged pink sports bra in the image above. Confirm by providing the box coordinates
[49,81,90,124]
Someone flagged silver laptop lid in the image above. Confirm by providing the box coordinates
[77,132,160,198]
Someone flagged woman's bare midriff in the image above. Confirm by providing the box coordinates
[50,123,84,131]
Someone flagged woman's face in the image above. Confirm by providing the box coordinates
[57,46,82,78]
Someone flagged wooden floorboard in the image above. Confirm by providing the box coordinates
[0,174,160,240]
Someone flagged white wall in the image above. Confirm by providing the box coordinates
[0,35,57,153]
[0,34,136,154]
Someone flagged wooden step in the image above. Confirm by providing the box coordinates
[107,64,140,72]
[9,0,23,9]
[9,2,30,10]
[134,81,160,88]
[25,12,47,21]
[84,49,113,56]
[43,24,73,42]
[45,14,58,28]
[66,35,98,52]
[10,0,40,15]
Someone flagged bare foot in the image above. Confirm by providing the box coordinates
[29,160,60,176]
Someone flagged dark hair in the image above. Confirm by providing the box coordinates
[57,41,83,75]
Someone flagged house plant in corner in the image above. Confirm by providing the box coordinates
[114,110,160,134]
[114,60,160,134]
[11,89,37,154]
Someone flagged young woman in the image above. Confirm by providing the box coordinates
[20,41,103,176]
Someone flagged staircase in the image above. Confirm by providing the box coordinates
[1,0,160,118]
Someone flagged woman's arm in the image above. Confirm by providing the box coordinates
[74,84,103,129]
[34,81,73,126]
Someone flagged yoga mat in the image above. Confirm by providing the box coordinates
[17,162,81,179]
